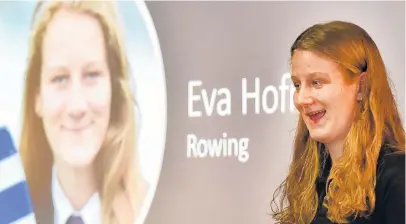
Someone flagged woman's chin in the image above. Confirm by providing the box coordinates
[309,131,330,144]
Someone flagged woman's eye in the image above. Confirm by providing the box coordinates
[85,71,100,79]
[52,75,68,84]
[293,82,302,91]
[312,80,322,87]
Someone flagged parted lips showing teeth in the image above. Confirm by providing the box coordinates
[306,110,326,117]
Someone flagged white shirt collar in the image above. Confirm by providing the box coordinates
[52,166,101,224]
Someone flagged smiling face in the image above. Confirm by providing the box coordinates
[291,50,359,145]
[35,8,112,168]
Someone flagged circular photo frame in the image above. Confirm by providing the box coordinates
[0,1,166,223]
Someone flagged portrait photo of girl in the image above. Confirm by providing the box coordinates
[2,1,168,224]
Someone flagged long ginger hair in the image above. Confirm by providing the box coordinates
[20,1,146,223]
[271,21,405,223]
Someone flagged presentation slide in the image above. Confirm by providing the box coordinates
[0,1,404,224]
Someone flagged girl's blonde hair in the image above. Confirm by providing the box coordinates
[20,1,146,223]
[271,21,405,223]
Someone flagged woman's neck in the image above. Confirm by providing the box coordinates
[326,139,344,164]
[54,159,97,211]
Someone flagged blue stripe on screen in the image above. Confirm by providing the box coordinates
[0,128,17,160]
[0,181,34,224]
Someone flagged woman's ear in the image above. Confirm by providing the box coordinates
[356,72,366,101]
[35,93,42,118]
